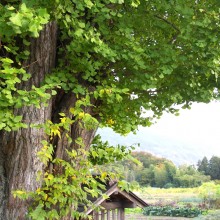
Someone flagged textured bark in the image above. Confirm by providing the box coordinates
[53,93,98,160]
[0,143,6,219]
[50,92,98,220]
[0,20,98,219]
[0,18,99,219]
[0,22,57,220]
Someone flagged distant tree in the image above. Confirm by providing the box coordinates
[208,156,220,180]
[154,164,170,188]
[198,156,209,175]
[164,161,176,183]
[131,151,167,168]
[122,152,210,188]
[174,165,210,187]
[154,161,177,188]
[136,165,155,186]
[129,151,176,187]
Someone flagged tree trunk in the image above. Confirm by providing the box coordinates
[0,20,98,219]
[52,91,98,161]
[0,22,57,220]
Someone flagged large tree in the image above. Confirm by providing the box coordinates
[0,0,220,219]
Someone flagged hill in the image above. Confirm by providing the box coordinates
[97,127,217,166]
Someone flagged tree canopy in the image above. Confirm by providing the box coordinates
[111,151,210,188]
[198,156,220,180]
[1,0,220,219]
[1,0,220,133]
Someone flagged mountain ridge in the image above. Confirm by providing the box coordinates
[98,127,217,166]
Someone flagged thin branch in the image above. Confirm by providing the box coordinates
[154,14,180,33]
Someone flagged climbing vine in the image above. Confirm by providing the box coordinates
[14,109,132,219]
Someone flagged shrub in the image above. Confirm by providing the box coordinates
[199,182,220,208]
[143,206,203,218]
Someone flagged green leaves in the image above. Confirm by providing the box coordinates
[0,3,49,37]
[84,0,94,9]
[37,141,54,165]
[19,125,118,220]
[143,206,202,218]
[9,13,22,27]
[89,134,133,165]
[0,2,54,132]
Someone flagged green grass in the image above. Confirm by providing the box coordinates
[126,186,220,219]
[133,186,201,207]
[125,207,143,214]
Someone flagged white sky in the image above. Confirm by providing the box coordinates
[140,101,220,154]
[99,101,220,163]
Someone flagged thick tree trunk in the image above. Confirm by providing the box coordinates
[0,22,57,220]
[0,21,98,219]
[52,92,98,161]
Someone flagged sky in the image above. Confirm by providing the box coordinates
[99,101,220,165]
[141,101,220,156]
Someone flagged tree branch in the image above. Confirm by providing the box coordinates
[154,15,181,43]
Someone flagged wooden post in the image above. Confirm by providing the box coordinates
[112,209,115,220]
[101,210,105,220]
[93,211,99,220]
[107,210,110,220]
[117,208,120,220]
[119,208,125,220]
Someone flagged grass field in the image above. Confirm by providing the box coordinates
[134,187,202,207]
[125,187,220,219]
[126,211,220,220]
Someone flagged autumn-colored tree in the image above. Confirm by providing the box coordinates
[1,0,220,219]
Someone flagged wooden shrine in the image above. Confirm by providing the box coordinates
[82,181,148,220]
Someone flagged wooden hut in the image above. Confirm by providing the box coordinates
[83,181,148,220]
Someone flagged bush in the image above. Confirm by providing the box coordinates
[143,206,203,218]
[199,182,220,208]
[164,183,175,189]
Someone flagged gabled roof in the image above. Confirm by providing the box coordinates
[85,181,148,215]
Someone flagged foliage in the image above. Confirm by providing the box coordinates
[174,165,210,188]
[199,182,220,208]
[89,134,134,165]
[1,0,220,133]
[15,149,106,220]
[125,207,143,214]
[197,156,220,180]
[207,157,220,180]
[13,114,130,219]
[198,157,209,175]
[143,206,203,218]
[114,151,210,188]
[0,2,55,131]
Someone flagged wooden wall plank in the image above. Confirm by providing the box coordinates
[107,210,110,220]
[101,210,105,220]
[119,208,125,220]
[117,208,120,220]
[112,209,115,220]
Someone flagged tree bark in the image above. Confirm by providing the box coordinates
[52,91,98,161]
[0,22,57,220]
[0,20,98,219]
